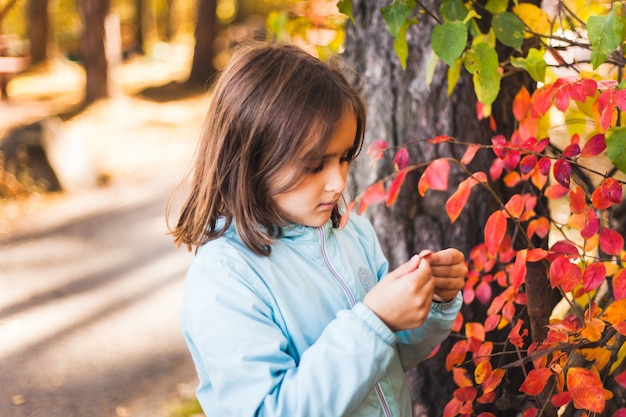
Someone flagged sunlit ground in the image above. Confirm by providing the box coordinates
[0,39,211,417]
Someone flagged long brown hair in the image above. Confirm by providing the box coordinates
[168,42,366,255]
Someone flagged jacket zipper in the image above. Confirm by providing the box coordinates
[317,227,392,417]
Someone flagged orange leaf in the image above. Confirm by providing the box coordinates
[602,299,626,324]
[357,182,386,214]
[527,248,548,262]
[513,86,531,121]
[567,367,605,413]
[453,367,474,388]
[446,180,471,223]
[485,211,507,256]
[466,322,486,353]
[429,135,455,143]
[520,367,552,396]
[339,201,356,228]
[446,340,468,370]
[418,158,450,196]
[570,186,586,214]
[481,368,505,393]
[461,144,481,165]
[508,319,528,348]
[386,170,408,207]
[443,397,462,417]
[527,217,550,239]
[504,194,525,218]
[522,407,539,417]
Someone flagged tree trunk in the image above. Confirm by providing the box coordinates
[133,0,145,54]
[27,0,49,64]
[79,0,110,105]
[186,0,217,87]
[342,0,536,415]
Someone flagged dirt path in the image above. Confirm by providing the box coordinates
[0,49,209,417]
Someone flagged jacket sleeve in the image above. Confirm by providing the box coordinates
[181,247,398,417]
[395,293,462,371]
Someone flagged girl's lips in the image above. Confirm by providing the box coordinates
[318,201,337,210]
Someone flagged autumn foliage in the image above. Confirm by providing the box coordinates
[347,74,626,416]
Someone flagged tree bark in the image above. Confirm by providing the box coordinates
[79,0,110,105]
[187,0,217,87]
[342,0,537,415]
[27,0,49,64]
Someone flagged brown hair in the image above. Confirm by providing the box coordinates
[169,42,366,255]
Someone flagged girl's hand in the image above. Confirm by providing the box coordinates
[362,255,434,332]
[420,248,467,303]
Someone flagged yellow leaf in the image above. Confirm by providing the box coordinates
[610,341,626,374]
[512,3,552,38]
[581,347,611,371]
[602,299,626,324]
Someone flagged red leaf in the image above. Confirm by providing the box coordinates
[563,143,581,158]
[615,89,626,110]
[520,368,552,396]
[530,84,555,117]
[567,367,605,413]
[446,175,481,224]
[418,158,450,196]
[599,228,624,256]
[511,249,528,291]
[545,183,570,199]
[582,262,607,292]
[580,134,606,157]
[551,391,572,408]
[466,322,485,353]
[591,178,622,210]
[454,386,477,402]
[484,314,500,331]
[491,135,507,159]
[613,269,626,301]
[538,156,551,175]
[528,217,550,239]
[476,281,492,304]
[508,319,527,348]
[393,148,409,171]
[485,211,507,256]
[527,248,548,262]
[581,207,600,240]
[357,182,387,214]
[520,154,538,175]
[615,370,626,388]
[366,139,387,164]
[522,407,539,417]
[613,409,626,417]
[489,158,504,181]
[549,255,582,291]
[553,158,571,188]
[461,144,481,165]
[386,170,408,207]
[549,240,580,260]
[429,135,455,143]
[570,186,586,214]
[555,87,570,112]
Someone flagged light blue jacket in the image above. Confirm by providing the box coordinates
[181,214,462,417]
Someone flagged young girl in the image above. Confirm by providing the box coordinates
[170,42,467,417]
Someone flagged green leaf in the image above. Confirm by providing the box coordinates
[440,0,469,23]
[485,0,508,14]
[432,21,467,66]
[492,12,525,51]
[381,0,416,38]
[510,47,547,83]
[338,0,355,24]
[588,3,625,69]
[606,126,626,174]
[464,42,501,106]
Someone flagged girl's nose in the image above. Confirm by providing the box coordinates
[325,163,347,193]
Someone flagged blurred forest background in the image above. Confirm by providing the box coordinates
[0,2,346,417]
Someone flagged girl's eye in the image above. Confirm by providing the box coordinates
[307,163,324,174]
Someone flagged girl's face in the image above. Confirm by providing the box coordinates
[271,111,357,227]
